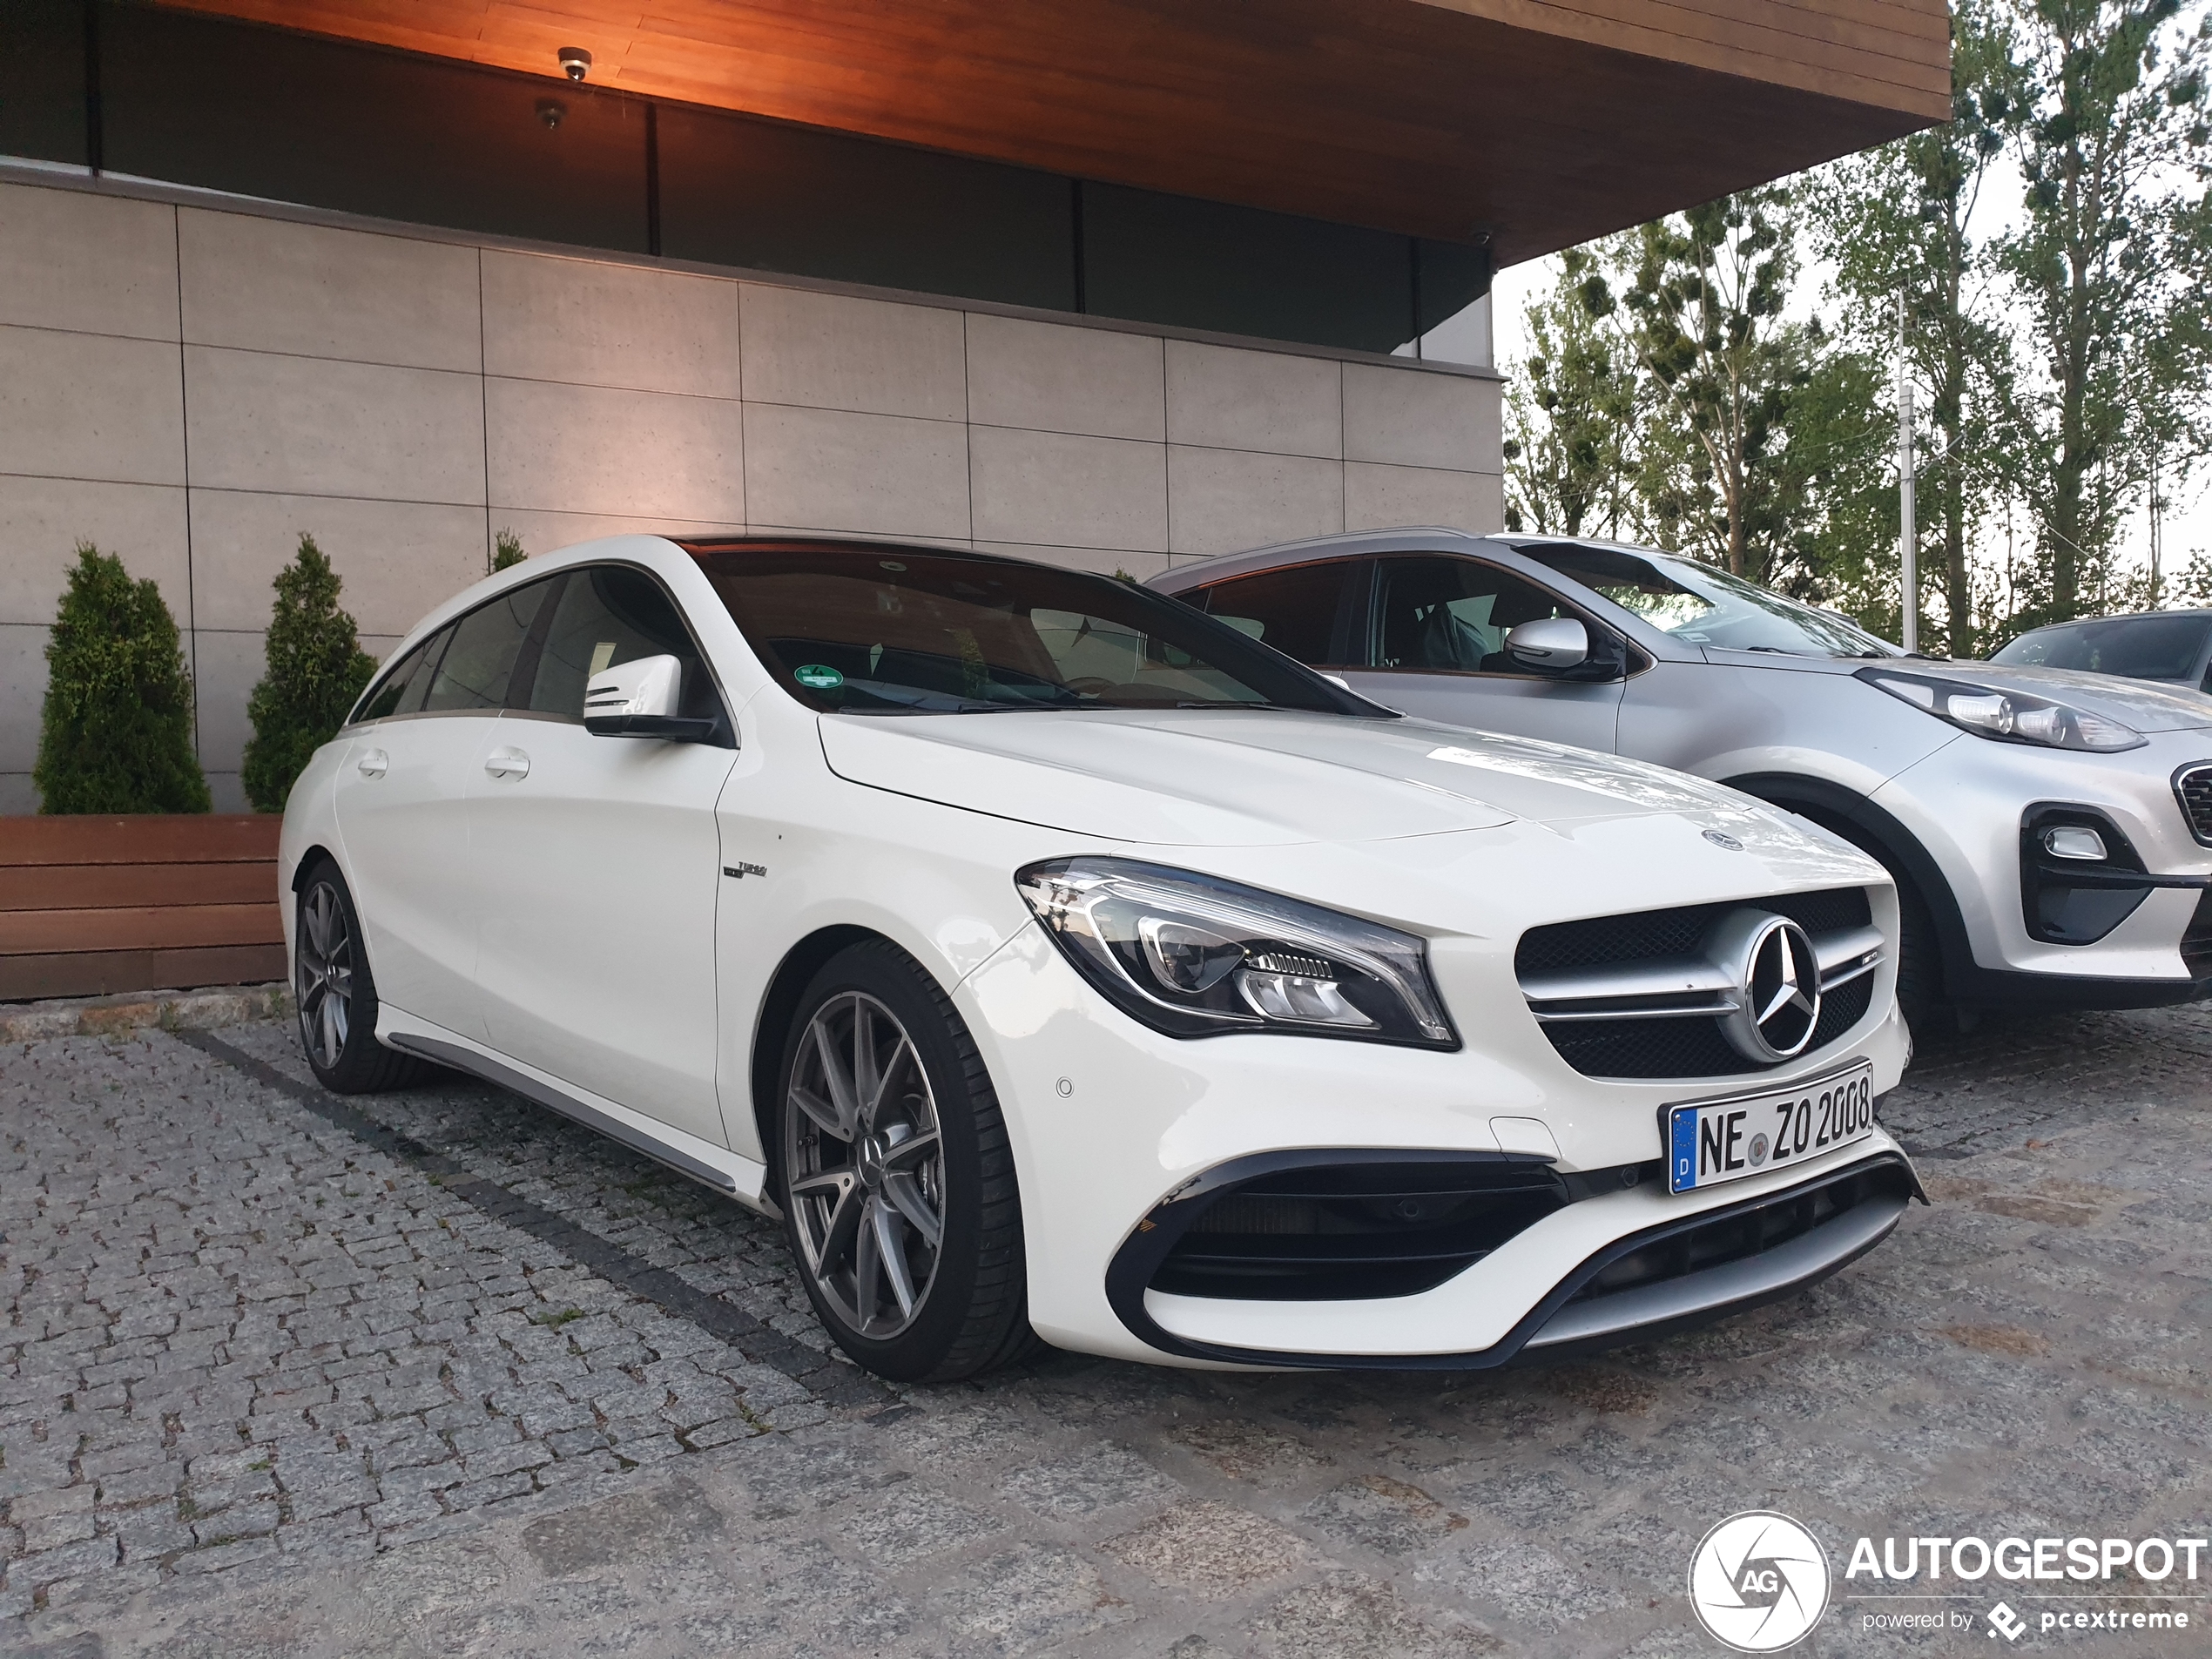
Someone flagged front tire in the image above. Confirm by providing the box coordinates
[775,940,1035,1383]
[293,860,428,1094]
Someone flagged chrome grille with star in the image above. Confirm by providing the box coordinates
[1514,888,1884,1080]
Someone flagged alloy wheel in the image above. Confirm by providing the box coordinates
[785,990,947,1339]
[296,880,355,1069]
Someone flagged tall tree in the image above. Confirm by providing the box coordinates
[35,544,210,815]
[1591,188,1811,583]
[242,534,377,813]
[1809,0,2018,655]
[2000,0,2212,624]
[1504,246,1642,537]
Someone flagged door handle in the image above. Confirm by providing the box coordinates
[357,749,388,778]
[484,748,531,779]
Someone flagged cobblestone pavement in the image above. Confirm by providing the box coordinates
[3,1001,2209,1657]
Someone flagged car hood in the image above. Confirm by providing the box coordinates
[815,708,1818,849]
[1889,659,2212,733]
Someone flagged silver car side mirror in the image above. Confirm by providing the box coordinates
[1506,617,1590,673]
[583,654,713,740]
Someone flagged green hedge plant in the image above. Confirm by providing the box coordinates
[242,534,377,813]
[34,543,211,814]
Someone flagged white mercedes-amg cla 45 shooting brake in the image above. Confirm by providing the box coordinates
[280,534,1921,1382]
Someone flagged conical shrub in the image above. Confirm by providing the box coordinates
[34,543,210,814]
[242,534,378,813]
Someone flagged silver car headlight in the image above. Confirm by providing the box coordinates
[1015,858,1457,1049]
[1858,668,2146,753]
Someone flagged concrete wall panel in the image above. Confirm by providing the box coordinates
[482,253,743,399]
[190,626,263,806]
[0,623,51,777]
[970,428,1166,552]
[1166,445,1343,558]
[1344,361,1500,472]
[965,315,1164,442]
[487,378,745,523]
[744,404,968,540]
[185,347,486,503]
[739,286,966,421]
[0,184,179,342]
[0,476,191,629]
[1344,461,1503,534]
[186,491,488,636]
[179,210,481,373]
[1165,341,1340,459]
[0,327,185,487]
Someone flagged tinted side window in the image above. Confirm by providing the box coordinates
[1372,557,1572,672]
[1192,561,1355,664]
[421,583,553,712]
[353,635,435,723]
[530,565,723,727]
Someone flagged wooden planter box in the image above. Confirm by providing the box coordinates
[0,815,286,1001]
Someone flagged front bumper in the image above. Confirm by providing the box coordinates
[1873,731,2212,1005]
[1108,1150,1918,1370]
[957,923,1913,1367]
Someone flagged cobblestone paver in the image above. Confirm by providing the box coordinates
[4,1001,2209,1656]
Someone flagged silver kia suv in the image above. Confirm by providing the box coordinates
[1151,529,2212,1020]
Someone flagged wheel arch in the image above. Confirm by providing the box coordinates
[1723,771,1972,1000]
[290,844,338,892]
[747,924,887,1169]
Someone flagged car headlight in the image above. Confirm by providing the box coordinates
[1015,858,1457,1048]
[1857,668,2145,752]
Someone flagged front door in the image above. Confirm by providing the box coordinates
[1337,555,1626,752]
[469,563,738,1146]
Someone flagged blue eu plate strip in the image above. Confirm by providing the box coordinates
[1669,1105,1699,1193]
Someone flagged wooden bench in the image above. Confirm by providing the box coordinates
[0,815,286,1001]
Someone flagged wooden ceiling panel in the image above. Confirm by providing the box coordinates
[151,0,1949,261]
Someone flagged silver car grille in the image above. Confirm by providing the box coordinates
[1514,887,1884,1080]
[2175,763,2212,846]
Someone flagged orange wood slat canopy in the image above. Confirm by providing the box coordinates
[153,0,1950,264]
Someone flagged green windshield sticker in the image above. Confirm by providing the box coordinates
[794,664,845,690]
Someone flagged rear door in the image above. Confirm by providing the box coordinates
[469,563,738,1146]
[333,579,555,1037]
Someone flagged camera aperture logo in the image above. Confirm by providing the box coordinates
[1689,1511,1833,1652]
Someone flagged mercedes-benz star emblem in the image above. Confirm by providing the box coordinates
[1708,911,1823,1063]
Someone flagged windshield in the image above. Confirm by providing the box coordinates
[1992,615,2212,680]
[1519,543,1898,659]
[691,543,1374,716]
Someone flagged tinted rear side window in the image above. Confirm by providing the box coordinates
[352,627,448,723]
[1191,562,1357,664]
[421,583,552,712]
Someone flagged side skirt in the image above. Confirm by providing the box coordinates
[377,1010,774,1214]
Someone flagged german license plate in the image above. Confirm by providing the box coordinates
[1665,1061,1876,1195]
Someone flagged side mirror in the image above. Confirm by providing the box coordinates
[583,654,714,740]
[1505,617,1590,673]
